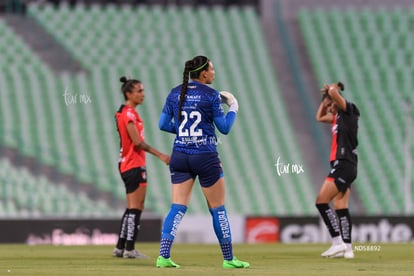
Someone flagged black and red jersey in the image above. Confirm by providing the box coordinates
[329,101,360,164]
[115,104,146,173]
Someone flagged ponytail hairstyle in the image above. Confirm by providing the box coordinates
[178,55,210,121]
[120,76,141,100]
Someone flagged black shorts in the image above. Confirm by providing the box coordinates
[326,160,357,193]
[120,167,147,194]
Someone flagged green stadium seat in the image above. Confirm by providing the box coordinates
[1,3,320,216]
[0,158,119,218]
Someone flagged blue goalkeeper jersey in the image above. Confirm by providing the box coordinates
[161,81,226,154]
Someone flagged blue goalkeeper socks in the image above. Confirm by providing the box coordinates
[210,205,233,260]
[159,203,187,258]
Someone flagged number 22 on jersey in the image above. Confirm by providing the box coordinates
[178,110,202,137]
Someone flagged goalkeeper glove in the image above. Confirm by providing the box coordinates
[220,91,239,113]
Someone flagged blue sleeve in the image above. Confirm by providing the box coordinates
[159,112,176,134]
[214,111,236,135]
[212,90,225,118]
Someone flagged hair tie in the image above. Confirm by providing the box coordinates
[189,60,208,73]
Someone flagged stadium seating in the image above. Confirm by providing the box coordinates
[298,8,414,214]
[0,3,317,217]
[0,158,119,217]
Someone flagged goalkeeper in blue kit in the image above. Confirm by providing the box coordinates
[156,55,249,269]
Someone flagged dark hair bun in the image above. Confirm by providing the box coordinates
[120,76,128,83]
[338,82,345,91]
[185,60,194,70]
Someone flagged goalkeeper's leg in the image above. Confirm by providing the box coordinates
[201,174,249,268]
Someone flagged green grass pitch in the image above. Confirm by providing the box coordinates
[1,243,413,275]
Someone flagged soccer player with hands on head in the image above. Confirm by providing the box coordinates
[156,55,249,269]
[315,82,360,259]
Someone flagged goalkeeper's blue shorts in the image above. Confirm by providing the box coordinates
[169,150,224,187]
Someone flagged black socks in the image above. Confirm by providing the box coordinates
[116,208,143,251]
[316,203,341,238]
[116,209,129,249]
[125,208,142,251]
[336,208,352,243]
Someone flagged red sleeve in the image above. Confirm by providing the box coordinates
[125,109,137,124]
